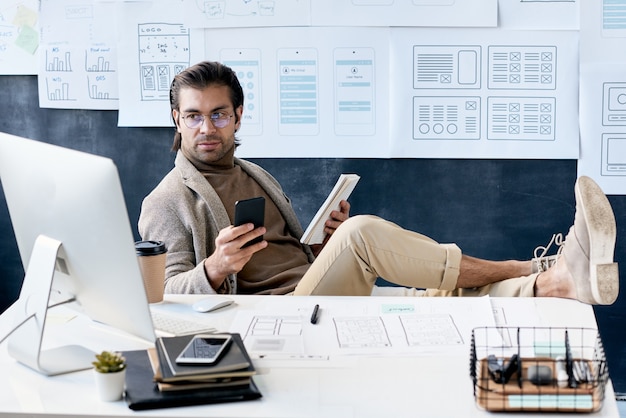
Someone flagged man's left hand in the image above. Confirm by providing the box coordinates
[324,199,350,236]
[310,200,350,256]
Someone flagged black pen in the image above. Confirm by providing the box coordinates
[310,304,320,324]
[565,330,578,388]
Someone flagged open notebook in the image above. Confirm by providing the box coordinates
[300,174,360,245]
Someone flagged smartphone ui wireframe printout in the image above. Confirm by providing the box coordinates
[277,48,319,136]
[220,48,262,136]
[333,47,375,136]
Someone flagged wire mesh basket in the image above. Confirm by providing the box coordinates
[470,327,609,413]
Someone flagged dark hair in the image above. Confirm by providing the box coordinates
[169,61,244,151]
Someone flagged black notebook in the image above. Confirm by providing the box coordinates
[123,349,262,411]
[156,333,256,382]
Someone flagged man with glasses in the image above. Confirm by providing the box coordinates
[139,60,619,304]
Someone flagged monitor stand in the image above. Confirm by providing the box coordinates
[6,235,94,376]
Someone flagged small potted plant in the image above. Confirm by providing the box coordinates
[92,351,127,401]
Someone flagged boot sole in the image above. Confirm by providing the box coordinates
[576,176,618,304]
[595,263,619,305]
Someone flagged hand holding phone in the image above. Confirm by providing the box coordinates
[175,334,232,365]
[234,196,265,248]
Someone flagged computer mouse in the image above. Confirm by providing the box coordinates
[191,296,234,313]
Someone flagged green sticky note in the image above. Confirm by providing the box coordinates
[15,25,38,55]
[381,304,414,314]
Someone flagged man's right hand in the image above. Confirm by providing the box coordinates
[203,223,267,289]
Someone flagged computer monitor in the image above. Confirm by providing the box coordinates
[0,132,156,376]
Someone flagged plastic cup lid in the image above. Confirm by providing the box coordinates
[134,240,166,255]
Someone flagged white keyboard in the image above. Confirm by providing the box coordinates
[150,310,217,336]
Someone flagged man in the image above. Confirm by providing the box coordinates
[139,61,619,304]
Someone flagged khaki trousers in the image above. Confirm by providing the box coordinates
[294,215,537,297]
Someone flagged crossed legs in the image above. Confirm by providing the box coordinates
[294,215,536,297]
[294,176,618,305]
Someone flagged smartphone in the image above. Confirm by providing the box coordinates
[175,334,232,365]
[277,48,319,136]
[234,196,265,248]
[333,47,376,136]
[220,48,262,135]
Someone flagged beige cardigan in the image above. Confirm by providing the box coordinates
[138,151,315,294]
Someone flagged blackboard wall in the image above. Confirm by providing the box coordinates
[1,75,625,393]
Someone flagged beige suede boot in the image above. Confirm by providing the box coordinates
[532,233,563,274]
[562,176,619,305]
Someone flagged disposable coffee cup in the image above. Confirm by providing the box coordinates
[135,240,167,303]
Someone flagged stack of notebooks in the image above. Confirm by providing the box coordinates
[123,333,261,410]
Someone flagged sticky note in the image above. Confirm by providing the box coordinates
[381,304,414,314]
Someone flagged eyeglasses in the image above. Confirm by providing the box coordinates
[180,112,233,129]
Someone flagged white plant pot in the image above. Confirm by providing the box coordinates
[93,368,126,402]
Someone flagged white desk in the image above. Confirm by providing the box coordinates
[0,295,619,418]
